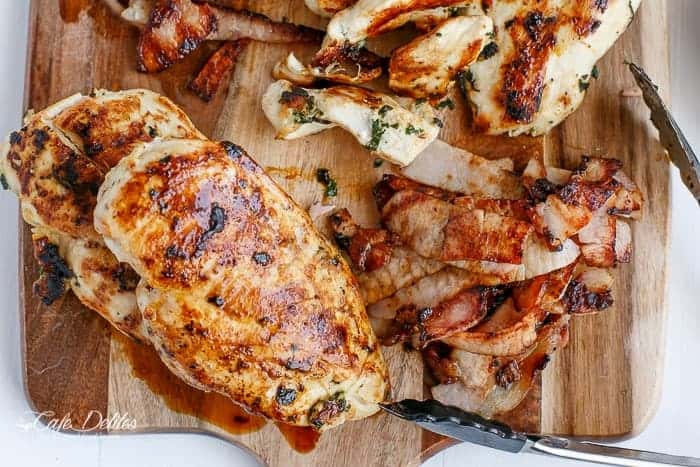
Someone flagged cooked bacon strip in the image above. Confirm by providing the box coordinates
[368,267,506,345]
[433,314,570,417]
[400,140,524,200]
[330,208,398,273]
[389,15,492,99]
[563,265,614,314]
[329,209,445,304]
[380,189,533,264]
[441,297,545,356]
[137,0,323,73]
[529,157,623,250]
[512,262,576,314]
[188,40,248,102]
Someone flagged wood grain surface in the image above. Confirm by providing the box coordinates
[21,0,670,465]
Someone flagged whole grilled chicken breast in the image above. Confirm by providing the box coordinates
[94,138,389,428]
[0,88,204,337]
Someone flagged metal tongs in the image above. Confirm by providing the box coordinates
[381,399,700,466]
[628,62,700,204]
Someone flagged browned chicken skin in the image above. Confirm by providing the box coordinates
[94,138,388,428]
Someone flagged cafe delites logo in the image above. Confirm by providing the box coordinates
[17,410,138,432]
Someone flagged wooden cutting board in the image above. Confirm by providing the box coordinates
[21,0,670,465]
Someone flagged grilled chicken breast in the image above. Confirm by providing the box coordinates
[465,0,641,135]
[389,15,492,99]
[94,138,388,428]
[262,80,440,166]
[1,89,203,338]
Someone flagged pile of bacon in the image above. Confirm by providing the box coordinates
[106,0,324,100]
[329,145,643,417]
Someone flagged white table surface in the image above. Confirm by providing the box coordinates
[1,1,698,465]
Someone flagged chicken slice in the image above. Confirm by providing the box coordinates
[323,0,466,46]
[305,0,356,17]
[262,80,440,166]
[389,15,493,99]
[464,0,641,135]
[94,138,388,429]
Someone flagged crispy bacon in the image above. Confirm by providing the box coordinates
[563,265,614,314]
[137,0,323,73]
[329,209,445,305]
[368,267,506,343]
[400,140,524,200]
[433,314,570,417]
[380,189,533,264]
[188,40,248,102]
[330,208,397,272]
[529,157,623,250]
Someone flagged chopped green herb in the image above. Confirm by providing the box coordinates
[435,32,442,37]
[325,178,338,197]
[405,124,424,135]
[415,98,427,106]
[0,173,8,190]
[378,104,393,117]
[316,168,338,197]
[366,119,389,151]
[591,65,600,79]
[373,158,384,168]
[390,123,400,129]
[432,117,444,128]
[436,98,455,110]
[486,30,496,40]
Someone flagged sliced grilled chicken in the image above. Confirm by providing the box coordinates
[464,0,641,135]
[1,89,203,338]
[94,138,388,429]
[134,0,323,73]
[323,0,466,47]
[262,80,440,166]
[432,313,570,417]
[389,15,492,99]
[305,0,356,17]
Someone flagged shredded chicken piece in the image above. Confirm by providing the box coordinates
[262,80,440,166]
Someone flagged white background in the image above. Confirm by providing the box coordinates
[0,1,698,465]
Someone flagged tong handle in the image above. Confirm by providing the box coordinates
[528,436,700,467]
